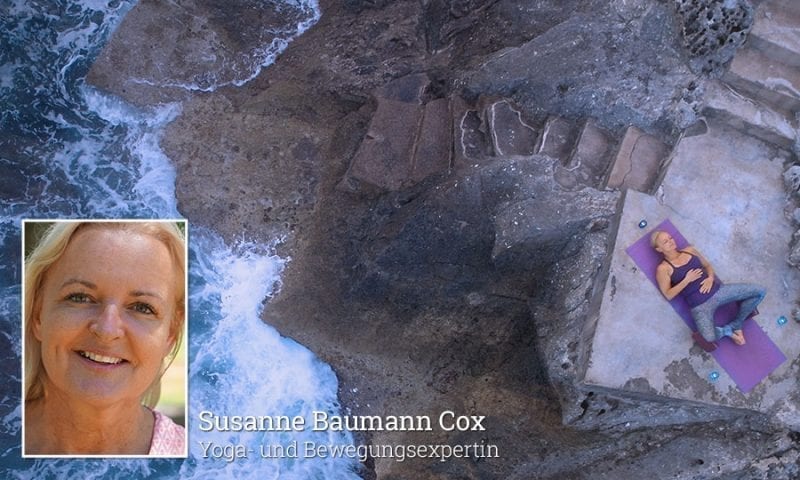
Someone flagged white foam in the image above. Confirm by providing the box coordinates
[81,85,145,126]
[180,232,360,479]
[125,0,321,93]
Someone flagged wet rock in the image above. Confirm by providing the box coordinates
[87,0,312,107]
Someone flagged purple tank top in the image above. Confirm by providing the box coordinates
[667,252,720,307]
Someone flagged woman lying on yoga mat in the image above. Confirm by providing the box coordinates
[651,231,765,347]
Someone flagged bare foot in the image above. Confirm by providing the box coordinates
[731,330,746,346]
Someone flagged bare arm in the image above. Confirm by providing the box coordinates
[656,262,703,300]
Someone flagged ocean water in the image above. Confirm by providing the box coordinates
[0,1,360,478]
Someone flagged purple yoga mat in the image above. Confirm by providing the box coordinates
[626,219,786,393]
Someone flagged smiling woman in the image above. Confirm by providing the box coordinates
[22,220,187,457]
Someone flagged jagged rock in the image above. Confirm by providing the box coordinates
[464,7,697,136]
[673,82,705,130]
[791,230,800,267]
[673,0,754,75]
[422,0,500,52]
[785,165,800,194]
[490,156,620,271]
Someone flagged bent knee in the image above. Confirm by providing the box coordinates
[753,286,767,302]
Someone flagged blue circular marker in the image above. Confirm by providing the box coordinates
[709,371,720,382]
[638,220,648,229]
[778,316,788,326]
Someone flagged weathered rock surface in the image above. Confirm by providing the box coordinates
[486,100,537,157]
[672,0,754,75]
[556,119,615,191]
[87,0,800,478]
[264,154,623,478]
[411,98,452,183]
[87,0,314,107]
[537,116,579,160]
[606,126,671,193]
[463,4,698,137]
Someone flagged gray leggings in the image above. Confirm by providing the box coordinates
[691,283,766,342]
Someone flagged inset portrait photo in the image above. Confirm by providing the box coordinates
[22,220,188,457]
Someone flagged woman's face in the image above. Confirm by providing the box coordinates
[655,232,677,253]
[33,228,178,408]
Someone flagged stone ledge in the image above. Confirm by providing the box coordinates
[749,0,800,68]
[724,46,800,114]
[702,79,796,149]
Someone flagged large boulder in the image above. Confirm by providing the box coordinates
[87,0,315,107]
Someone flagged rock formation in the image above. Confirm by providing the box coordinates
[87,0,800,478]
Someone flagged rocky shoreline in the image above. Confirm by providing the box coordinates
[88,0,800,478]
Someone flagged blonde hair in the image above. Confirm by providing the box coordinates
[650,230,666,249]
[24,221,186,408]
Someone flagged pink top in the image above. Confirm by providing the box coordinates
[148,410,186,456]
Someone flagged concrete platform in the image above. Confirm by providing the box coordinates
[582,121,800,427]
